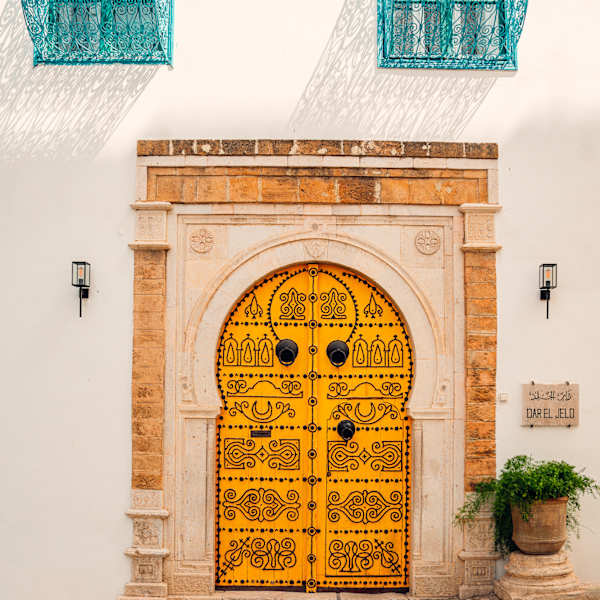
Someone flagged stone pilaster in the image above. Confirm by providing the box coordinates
[459,203,502,598]
[122,202,172,600]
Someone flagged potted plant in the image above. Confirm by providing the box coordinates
[455,455,599,555]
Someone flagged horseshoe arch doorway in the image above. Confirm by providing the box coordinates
[214,263,414,592]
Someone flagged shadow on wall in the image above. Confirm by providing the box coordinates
[290,0,501,141]
[0,0,157,161]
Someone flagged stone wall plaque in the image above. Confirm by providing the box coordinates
[522,383,579,427]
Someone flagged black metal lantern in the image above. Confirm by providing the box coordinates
[72,261,91,317]
[539,263,557,319]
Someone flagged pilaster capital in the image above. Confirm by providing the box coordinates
[129,202,172,250]
[459,203,502,252]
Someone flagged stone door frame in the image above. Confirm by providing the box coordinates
[121,140,501,600]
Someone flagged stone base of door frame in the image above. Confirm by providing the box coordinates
[163,594,408,600]
[495,551,585,600]
[120,489,170,600]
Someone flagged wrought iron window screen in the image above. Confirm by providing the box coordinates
[378,0,528,69]
[21,0,173,65]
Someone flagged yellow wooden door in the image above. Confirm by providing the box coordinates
[215,264,414,592]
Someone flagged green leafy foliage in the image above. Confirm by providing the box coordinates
[455,455,600,556]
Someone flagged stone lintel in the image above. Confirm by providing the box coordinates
[137,139,498,160]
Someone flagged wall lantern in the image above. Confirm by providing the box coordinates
[539,263,557,319]
[72,261,91,318]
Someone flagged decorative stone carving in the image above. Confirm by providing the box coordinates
[136,212,166,242]
[459,502,499,599]
[129,202,171,250]
[120,490,170,600]
[131,489,163,510]
[468,214,494,243]
[465,518,495,554]
[303,238,328,258]
[133,519,160,546]
[190,228,215,254]
[415,229,441,255]
[134,556,163,583]
[459,204,502,251]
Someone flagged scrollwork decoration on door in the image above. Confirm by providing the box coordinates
[328,440,403,472]
[223,438,301,470]
[327,539,402,575]
[222,488,301,522]
[327,490,404,524]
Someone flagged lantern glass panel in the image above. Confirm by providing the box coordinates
[539,264,557,290]
[72,262,90,288]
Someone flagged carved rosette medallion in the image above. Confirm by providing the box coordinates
[190,228,215,254]
[415,230,441,255]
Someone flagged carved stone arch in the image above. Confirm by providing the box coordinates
[181,232,443,418]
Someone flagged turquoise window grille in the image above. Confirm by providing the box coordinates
[21,0,173,65]
[378,0,528,70]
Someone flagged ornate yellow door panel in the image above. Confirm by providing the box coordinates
[215,264,414,591]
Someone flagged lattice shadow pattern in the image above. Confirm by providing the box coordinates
[290,0,503,140]
[0,0,157,160]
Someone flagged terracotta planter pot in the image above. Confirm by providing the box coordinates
[511,497,568,555]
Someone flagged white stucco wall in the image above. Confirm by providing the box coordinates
[1,1,599,599]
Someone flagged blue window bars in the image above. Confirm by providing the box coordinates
[378,0,528,70]
[21,0,173,65]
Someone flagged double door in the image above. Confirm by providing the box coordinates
[215,264,413,591]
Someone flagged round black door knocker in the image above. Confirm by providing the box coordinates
[337,420,356,441]
[327,340,349,367]
[275,339,298,365]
